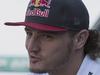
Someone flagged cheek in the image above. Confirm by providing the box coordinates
[41,40,72,69]
[42,38,72,56]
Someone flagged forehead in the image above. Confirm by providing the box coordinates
[24,26,67,35]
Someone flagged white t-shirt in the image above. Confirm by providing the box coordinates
[77,55,100,75]
[29,55,100,75]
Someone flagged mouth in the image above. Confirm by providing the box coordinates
[30,55,41,63]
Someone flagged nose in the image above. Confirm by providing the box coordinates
[26,33,41,53]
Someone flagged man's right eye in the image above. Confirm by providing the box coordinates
[26,31,32,36]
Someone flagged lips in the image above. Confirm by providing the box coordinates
[30,54,41,63]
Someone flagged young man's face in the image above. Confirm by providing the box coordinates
[25,27,75,73]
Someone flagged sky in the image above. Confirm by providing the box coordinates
[0,0,100,57]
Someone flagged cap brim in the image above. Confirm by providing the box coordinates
[5,22,66,31]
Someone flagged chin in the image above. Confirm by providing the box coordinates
[29,62,48,73]
[29,67,48,73]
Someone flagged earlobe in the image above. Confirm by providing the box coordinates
[75,29,89,50]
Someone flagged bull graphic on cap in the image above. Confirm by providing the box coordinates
[32,0,51,8]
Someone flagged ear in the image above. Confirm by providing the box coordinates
[74,29,89,50]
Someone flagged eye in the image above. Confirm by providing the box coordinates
[25,27,33,36]
[41,33,55,40]
[26,31,32,36]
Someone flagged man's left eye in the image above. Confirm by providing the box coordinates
[42,34,55,40]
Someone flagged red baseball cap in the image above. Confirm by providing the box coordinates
[5,0,89,31]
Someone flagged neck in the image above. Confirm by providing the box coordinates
[49,50,85,75]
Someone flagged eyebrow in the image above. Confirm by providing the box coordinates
[24,26,30,30]
[24,27,35,32]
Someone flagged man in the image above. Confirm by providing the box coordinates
[5,0,100,75]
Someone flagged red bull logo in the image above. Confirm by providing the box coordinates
[32,0,51,8]
[26,8,49,17]
[26,0,52,18]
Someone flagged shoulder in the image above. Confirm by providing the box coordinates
[95,58,100,75]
